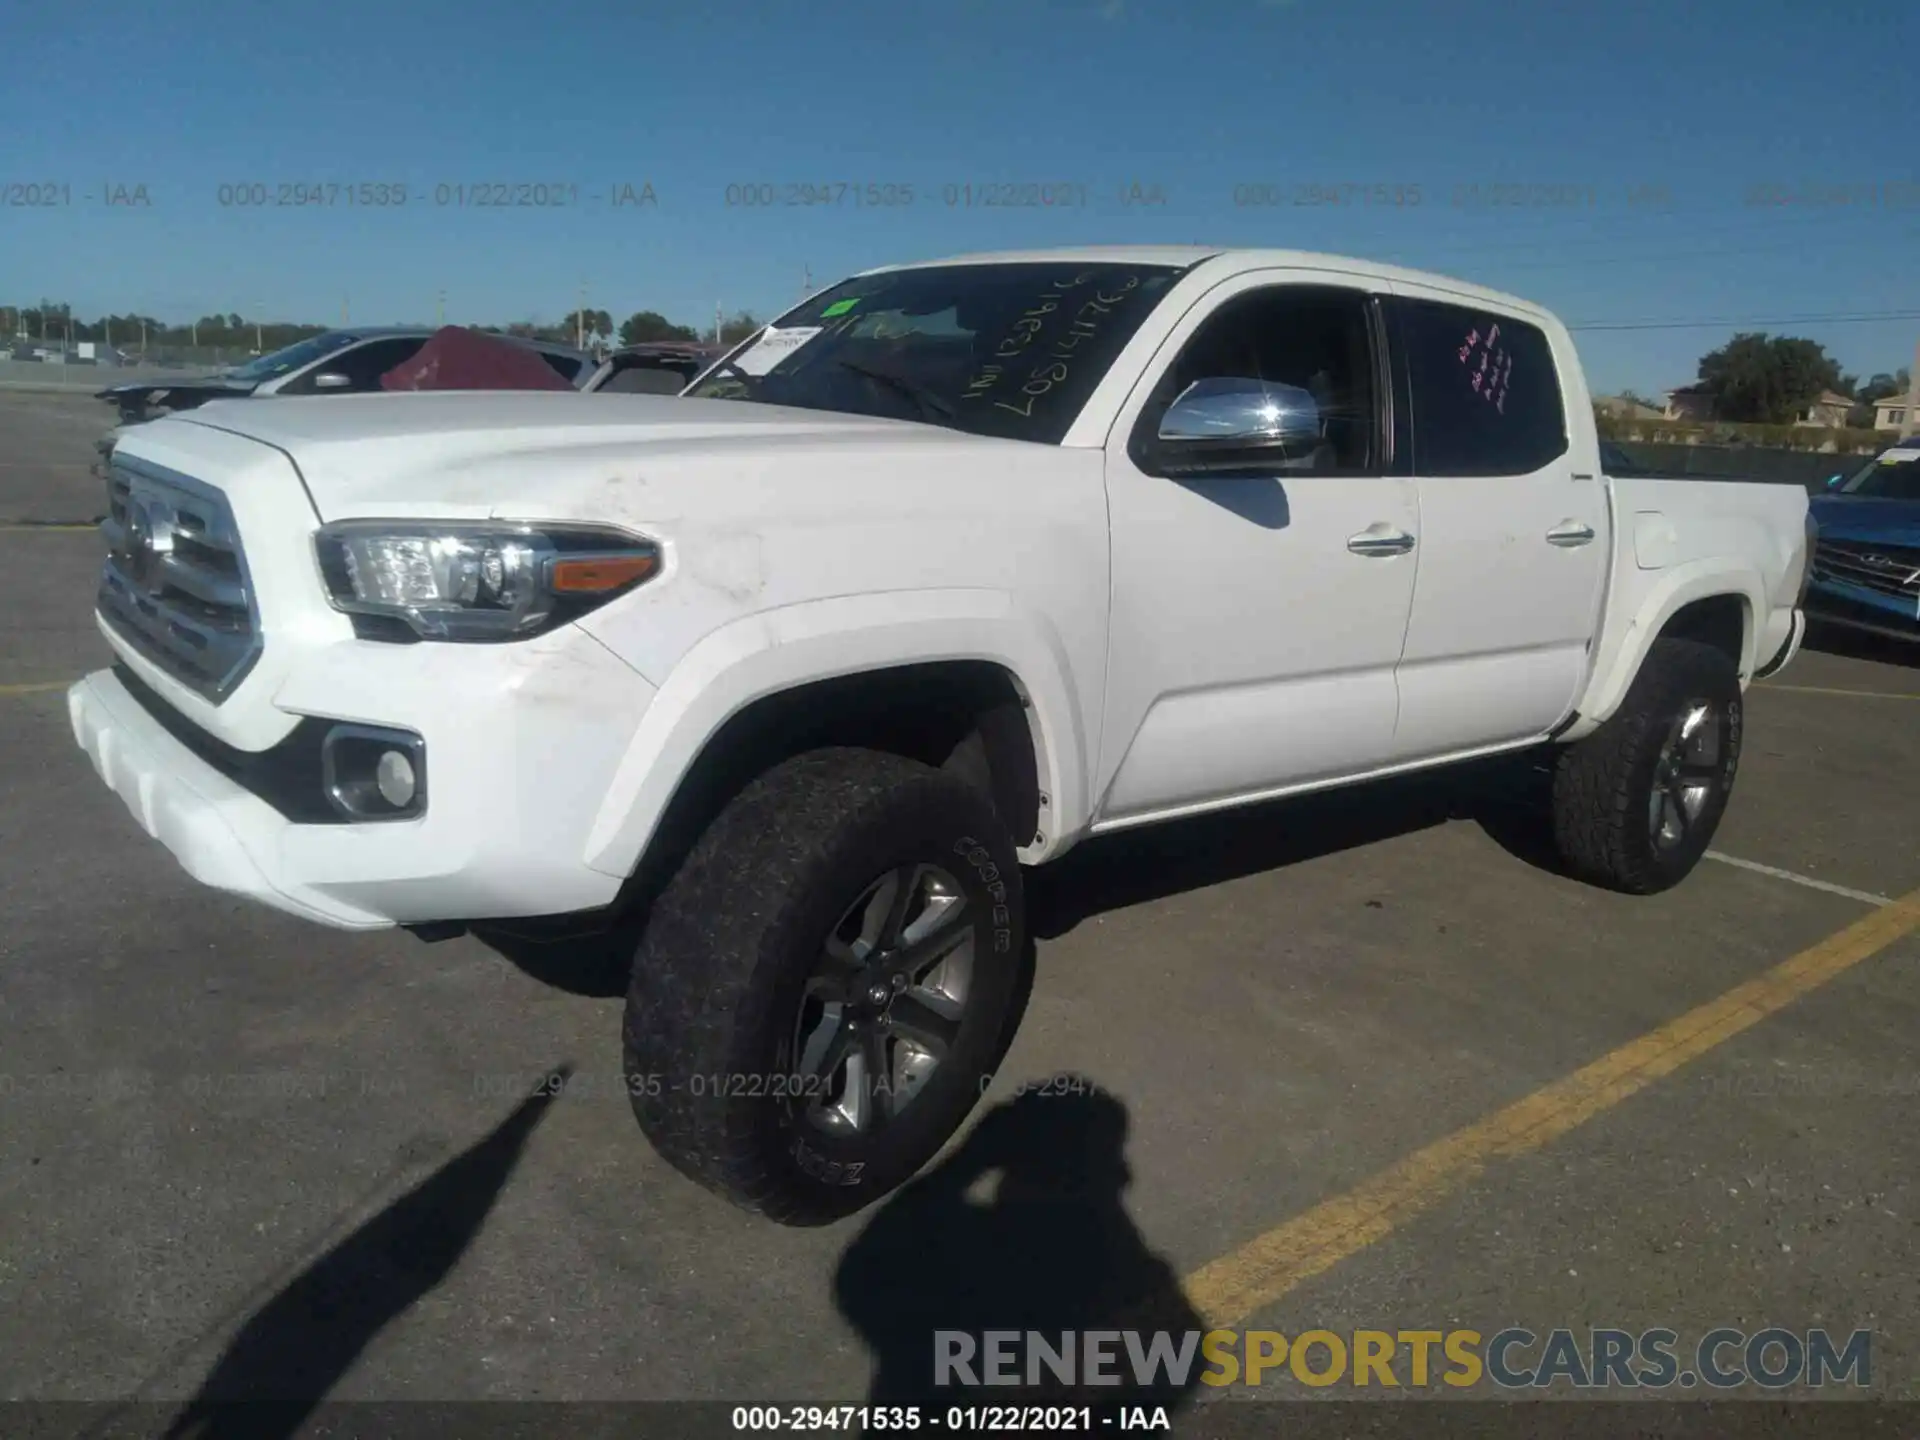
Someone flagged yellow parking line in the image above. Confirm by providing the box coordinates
[1758,683,1920,701]
[0,680,75,697]
[1180,887,1920,1328]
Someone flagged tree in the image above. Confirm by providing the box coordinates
[718,310,761,345]
[1695,332,1843,424]
[561,308,613,344]
[618,309,699,346]
[1849,368,1915,427]
[1858,370,1911,403]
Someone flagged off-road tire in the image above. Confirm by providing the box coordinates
[623,747,1025,1224]
[1550,637,1743,894]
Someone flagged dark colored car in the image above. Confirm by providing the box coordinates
[91,327,596,480]
[582,341,724,395]
[1805,441,1920,642]
[95,326,594,424]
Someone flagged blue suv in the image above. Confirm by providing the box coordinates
[1807,441,1920,642]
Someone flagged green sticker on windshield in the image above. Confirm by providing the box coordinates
[821,298,860,318]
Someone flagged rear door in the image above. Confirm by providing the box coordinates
[1382,288,1608,758]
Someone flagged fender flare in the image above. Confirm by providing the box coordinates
[1564,559,1765,740]
[581,588,1092,880]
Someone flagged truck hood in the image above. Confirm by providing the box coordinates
[1811,494,1920,547]
[166,390,998,520]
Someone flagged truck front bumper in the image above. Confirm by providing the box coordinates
[69,630,656,930]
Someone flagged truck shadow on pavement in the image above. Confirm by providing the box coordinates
[833,1082,1206,1420]
[1028,753,1566,941]
[470,756,1568,992]
[155,1069,569,1440]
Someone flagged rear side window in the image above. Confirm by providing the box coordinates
[1397,298,1567,476]
[539,351,585,382]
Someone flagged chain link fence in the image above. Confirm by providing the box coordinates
[0,347,244,389]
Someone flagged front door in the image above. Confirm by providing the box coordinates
[1096,273,1419,824]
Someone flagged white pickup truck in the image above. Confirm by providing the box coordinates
[70,246,1813,1222]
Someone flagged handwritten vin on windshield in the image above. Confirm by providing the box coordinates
[959,272,1147,419]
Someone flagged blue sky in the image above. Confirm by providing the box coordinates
[4,0,1917,395]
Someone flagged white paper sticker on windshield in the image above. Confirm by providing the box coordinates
[1879,448,1920,463]
[730,325,823,376]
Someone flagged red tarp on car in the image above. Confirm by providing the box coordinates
[380,326,575,392]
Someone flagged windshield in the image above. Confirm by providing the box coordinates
[219,331,358,383]
[1837,447,1920,500]
[685,262,1186,444]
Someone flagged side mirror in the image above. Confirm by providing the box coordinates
[311,371,353,390]
[1148,378,1323,475]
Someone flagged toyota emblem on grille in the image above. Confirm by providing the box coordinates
[124,496,175,595]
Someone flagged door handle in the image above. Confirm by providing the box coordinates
[1347,526,1416,557]
[1546,521,1596,548]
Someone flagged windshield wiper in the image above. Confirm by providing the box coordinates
[833,357,958,426]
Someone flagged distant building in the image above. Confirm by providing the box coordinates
[1874,393,1911,433]
[1596,394,1665,421]
[1795,389,1855,428]
[1662,385,1716,422]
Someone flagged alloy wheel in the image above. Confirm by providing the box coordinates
[792,863,977,1135]
[1648,699,1726,852]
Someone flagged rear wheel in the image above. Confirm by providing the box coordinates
[1550,637,1744,894]
[623,747,1024,1223]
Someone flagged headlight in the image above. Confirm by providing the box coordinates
[313,521,660,641]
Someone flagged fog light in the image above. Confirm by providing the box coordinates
[375,749,417,807]
[320,724,428,821]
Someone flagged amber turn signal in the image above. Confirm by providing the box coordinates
[548,553,660,594]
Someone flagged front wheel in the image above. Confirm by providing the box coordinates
[622,748,1024,1224]
[1550,637,1744,894]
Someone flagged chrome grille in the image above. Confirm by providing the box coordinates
[1812,538,1920,602]
[98,455,261,702]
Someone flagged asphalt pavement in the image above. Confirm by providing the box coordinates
[1,389,1915,1428]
